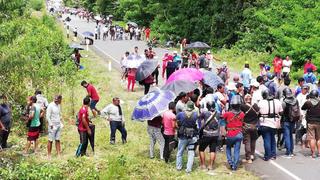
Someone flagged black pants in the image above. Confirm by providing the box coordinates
[277,128,284,148]
[39,117,45,133]
[79,131,89,156]
[152,69,159,85]
[0,129,10,148]
[110,121,127,142]
[144,84,151,95]
[163,134,174,163]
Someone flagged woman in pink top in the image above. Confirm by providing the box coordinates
[127,68,137,92]
[162,102,176,163]
[162,53,173,79]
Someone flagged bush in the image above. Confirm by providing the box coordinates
[29,0,44,11]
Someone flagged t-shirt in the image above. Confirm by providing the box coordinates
[240,68,252,88]
[46,102,61,127]
[0,104,11,129]
[101,104,123,122]
[162,110,176,135]
[240,103,259,124]
[282,59,292,73]
[258,99,283,128]
[304,63,317,74]
[30,104,41,127]
[175,100,186,113]
[222,112,244,137]
[86,84,100,101]
[301,100,320,123]
[78,106,89,132]
[177,111,198,130]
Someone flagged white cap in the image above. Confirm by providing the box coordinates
[173,51,178,54]
[250,82,260,87]
[223,62,227,66]
[227,83,236,91]
[207,50,211,54]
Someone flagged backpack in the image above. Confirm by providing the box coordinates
[178,113,197,138]
[287,101,300,122]
[201,112,219,137]
[305,75,313,84]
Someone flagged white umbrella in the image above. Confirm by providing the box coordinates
[94,16,102,21]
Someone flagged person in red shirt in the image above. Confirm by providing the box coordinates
[127,68,137,92]
[303,58,317,74]
[81,81,100,117]
[144,27,151,41]
[77,97,91,156]
[222,95,244,171]
[272,55,283,80]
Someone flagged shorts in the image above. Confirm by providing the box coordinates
[48,126,62,141]
[90,100,99,110]
[198,136,218,152]
[27,126,40,141]
[307,123,320,141]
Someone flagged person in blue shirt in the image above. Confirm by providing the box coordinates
[303,68,317,84]
[295,77,305,97]
[240,63,252,95]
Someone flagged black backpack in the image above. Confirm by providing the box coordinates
[286,100,301,122]
[178,113,197,138]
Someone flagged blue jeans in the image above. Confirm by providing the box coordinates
[283,121,295,155]
[260,126,276,160]
[226,133,243,170]
[176,137,197,173]
[110,121,127,142]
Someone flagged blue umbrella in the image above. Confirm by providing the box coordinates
[132,90,175,121]
[202,70,224,90]
[135,60,158,81]
[82,31,94,37]
[69,43,84,50]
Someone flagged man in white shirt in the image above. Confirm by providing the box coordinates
[296,85,309,144]
[101,97,127,144]
[282,56,292,79]
[251,82,262,105]
[46,95,62,158]
[175,92,189,113]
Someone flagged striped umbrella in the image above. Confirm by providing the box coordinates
[132,90,175,121]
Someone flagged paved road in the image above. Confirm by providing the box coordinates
[62,14,320,180]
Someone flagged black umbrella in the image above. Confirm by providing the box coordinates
[135,60,158,81]
[186,41,210,49]
[69,43,84,50]
[161,80,198,95]
[88,124,95,152]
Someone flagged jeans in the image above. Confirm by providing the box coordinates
[226,133,243,170]
[0,128,10,148]
[260,126,277,160]
[147,125,164,159]
[110,121,127,142]
[79,131,89,156]
[163,134,174,163]
[176,137,197,173]
[283,121,295,155]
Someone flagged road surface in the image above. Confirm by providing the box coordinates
[62,14,320,180]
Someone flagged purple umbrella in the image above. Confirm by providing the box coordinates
[166,68,204,84]
[132,90,175,121]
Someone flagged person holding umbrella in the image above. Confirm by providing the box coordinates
[101,97,127,144]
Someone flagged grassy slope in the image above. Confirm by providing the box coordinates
[0,26,258,180]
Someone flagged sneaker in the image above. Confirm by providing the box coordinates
[290,154,295,157]
[110,140,115,145]
[282,155,292,159]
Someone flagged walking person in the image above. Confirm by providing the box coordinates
[258,89,283,161]
[162,102,177,163]
[296,85,309,145]
[143,75,154,95]
[77,97,91,156]
[301,90,320,158]
[81,81,100,117]
[147,116,164,159]
[127,68,137,92]
[35,90,48,134]
[0,94,12,149]
[101,97,127,144]
[240,63,252,95]
[73,27,78,41]
[222,96,244,171]
[198,101,220,172]
[46,95,63,158]
[176,101,198,173]
[281,88,300,158]
[241,94,259,163]
[24,96,44,154]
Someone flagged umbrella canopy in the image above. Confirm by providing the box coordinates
[94,16,102,21]
[69,43,84,50]
[82,31,94,37]
[166,68,204,84]
[161,80,198,95]
[186,41,210,49]
[135,60,158,81]
[132,90,175,121]
[202,70,224,89]
[127,21,138,27]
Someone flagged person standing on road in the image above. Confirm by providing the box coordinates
[258,89,283,161]
[162,102,177,163]
[0,94,12,149]
[281,88,300,158]
[46,95,63,158]
[81,81,100,117]
[198,101,220,172]
[301,90,320,158]
[147,116,164,160]
[222,96,244,171]
[240,63,252,95]
[101,97,127,144]
[241,94,259,163]
[77,97,91,156]
[176,101,198,173]
[296,85,309,145]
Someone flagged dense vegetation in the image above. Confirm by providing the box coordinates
[65,0,320,72]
